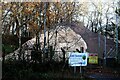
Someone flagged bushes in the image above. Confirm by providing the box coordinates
[2,34,32,54]
[2,35,19,46]
[2,44,18,54]
[2,34,32,46]
[2,59,70,80]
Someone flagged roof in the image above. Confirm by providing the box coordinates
[67,21,117,58]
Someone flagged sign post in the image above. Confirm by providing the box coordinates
[80,62,82,78]
[74,66,76,73]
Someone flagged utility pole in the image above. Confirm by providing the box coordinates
[104,15,108,67]
[117,1,120,63]
[43,3,47,49]
[43,2,48,62]
[115,10,118,62]
[98,0,102,65]
[104,35,106,66]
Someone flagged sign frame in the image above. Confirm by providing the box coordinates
[68,52,88,66]
[89,53,98,64]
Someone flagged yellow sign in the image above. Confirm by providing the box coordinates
[89,54,98,64]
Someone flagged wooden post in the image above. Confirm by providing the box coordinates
[80,47,84,78]
[61,48,65,63]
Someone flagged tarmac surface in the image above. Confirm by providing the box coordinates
[84,65,120,80]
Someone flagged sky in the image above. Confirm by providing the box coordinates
[78,0,119,26]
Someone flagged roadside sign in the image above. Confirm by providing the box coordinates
[69,52,88,66]
[89,53,98,64]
